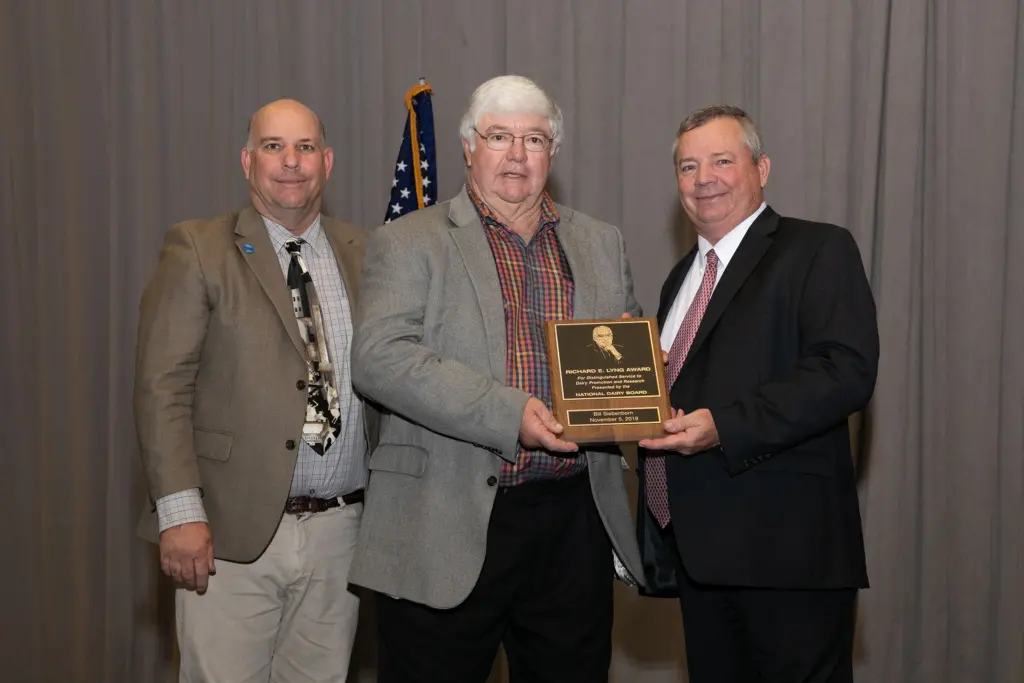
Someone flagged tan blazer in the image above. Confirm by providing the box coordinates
[134,206,378,562]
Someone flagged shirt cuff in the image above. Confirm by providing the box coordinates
[155,488,208,533]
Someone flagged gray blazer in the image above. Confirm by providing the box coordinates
[349,187,646,609]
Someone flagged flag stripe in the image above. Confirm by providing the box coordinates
[405,83,431,209]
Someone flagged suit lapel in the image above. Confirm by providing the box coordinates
[233,207,305,359]
[322,216,376,447]
[322,217,364,310]
[447,188,508,381]
[683,208,777,370]
[554,206,598,318]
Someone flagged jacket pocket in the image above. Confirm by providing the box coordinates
[369,443,428,477]
[194,428,233,462]
[751,448,835,478]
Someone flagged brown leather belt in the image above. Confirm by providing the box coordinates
[284,489,364,514]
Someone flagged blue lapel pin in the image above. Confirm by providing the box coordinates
[243,243,255,254]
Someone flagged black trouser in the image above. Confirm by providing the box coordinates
[377,473,613,683]
[662,521,856,683]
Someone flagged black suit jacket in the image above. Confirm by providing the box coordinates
[637,207,878,596]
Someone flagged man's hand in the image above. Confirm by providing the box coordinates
[159,522,216,594]
[519,396,578,454]
[638,408,719,455]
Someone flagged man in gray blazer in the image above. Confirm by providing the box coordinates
[135,99,377,682]
[350,75,645,683]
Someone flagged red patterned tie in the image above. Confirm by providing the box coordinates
[646,249,718,527]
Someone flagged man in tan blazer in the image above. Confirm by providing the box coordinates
[135,99,377,682]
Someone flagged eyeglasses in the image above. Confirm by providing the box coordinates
[474,128,553,153]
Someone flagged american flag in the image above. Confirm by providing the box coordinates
[384,80,438,223]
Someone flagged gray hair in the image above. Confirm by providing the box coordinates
[458,75,563,154]
[671,104,763,164]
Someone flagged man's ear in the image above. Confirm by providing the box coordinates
[757,154,771,188]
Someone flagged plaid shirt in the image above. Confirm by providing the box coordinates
[469,187,587,486]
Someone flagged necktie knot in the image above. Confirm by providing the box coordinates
[285,239,304,254]
[706,248,718,269]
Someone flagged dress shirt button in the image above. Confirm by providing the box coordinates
[286,439,297,450]
[296,380,306,390]
[486,476,498,487]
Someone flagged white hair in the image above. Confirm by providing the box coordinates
[458,75,563,154]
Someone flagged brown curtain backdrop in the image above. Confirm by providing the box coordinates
[1,1,1021,682]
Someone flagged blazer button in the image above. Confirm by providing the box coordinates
[286,439,296,450]
[296,380,306,390]
[486,476,498,486]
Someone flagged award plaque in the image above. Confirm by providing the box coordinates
[544,318,671,444]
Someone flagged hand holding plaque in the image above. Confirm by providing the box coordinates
[544,318,672,444]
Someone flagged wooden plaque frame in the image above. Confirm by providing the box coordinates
[544,317,671,444]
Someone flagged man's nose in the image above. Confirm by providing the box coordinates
[283,146,299,168]
[694,164,716,186]
[505,138,527,162]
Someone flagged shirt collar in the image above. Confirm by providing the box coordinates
[466,184,560,235]
[696,202,767,268]
[262,213,327,256]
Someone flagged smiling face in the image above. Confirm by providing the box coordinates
[241,99,333,233]
[462,113,554,213]
[673,116,770,243]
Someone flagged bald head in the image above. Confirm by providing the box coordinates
[246,99,326,150]
[241,99,334,234]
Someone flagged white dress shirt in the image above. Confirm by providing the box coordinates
[660,203,768,351]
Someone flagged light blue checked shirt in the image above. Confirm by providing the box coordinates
[155,214,367,531]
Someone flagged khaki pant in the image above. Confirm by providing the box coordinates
[176,502,362,683]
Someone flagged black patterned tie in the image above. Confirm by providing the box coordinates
[285,239,341,455]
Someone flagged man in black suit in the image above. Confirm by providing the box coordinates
[637,105,878,683]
